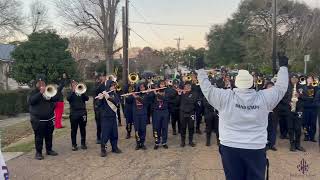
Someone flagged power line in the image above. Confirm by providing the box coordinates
[130,21,211,28]
[130,28,155,48]
[129,3,170,47]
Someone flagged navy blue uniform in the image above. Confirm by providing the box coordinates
[130,92,151,147]
[192,83,204,133]
[302,85,318,141]
[97,81,120,151]
[203,98,219,146]
[151,90,169,146]
[166,87,180,134]
[123,84,135,138]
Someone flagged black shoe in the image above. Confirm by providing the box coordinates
[180,141,186,147]
[310,139,317,142]
[189,142,196,147]
[135,144,140,150]
[35,152,44,160]
[290,146,296,152]
[81,144,87,150]
[96,139,101,144]
[47,150,58,156]
[304,137,309,141]
[196,129,202,134]
[140,144,147,150]
[269,146,277,151]
[154,145,159,150]
[126,133,131,139]
[162,144,168,149]
[206,138,211,146]
[100,149,107,157]
[280,135,288,139]
[173,131,177,135]
[72,145,78,151]
[296,146,306,152]
[112,148,122,154]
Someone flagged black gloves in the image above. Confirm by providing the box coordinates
[278,53,289,67]
[195,57,205,70]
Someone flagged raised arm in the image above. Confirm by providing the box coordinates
[196,69,231,111]
[261,56,289,111]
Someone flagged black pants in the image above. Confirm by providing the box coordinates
[70,114,87,146]
[94,110,101,141]
[219,145,266,180]
[117,105,122,125]
[33,121,54,153]
[278,112,289,137]
[205,112,219,141]
[170,110,180,133]
[180,113,195,143]
[288,112,303,147]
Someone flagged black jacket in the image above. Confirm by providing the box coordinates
[67,92,89,117]
[28,89,59,120]
[179,91,197,116]
[165,87,180,112]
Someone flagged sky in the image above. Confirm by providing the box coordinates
[21,0,320,50]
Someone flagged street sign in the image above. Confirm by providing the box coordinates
[304,55,310,62]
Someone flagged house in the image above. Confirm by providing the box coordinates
[0,44,19,90]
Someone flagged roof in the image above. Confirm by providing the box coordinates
[0,44,16,62]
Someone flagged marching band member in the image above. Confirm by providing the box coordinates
[265,82,278,151]
[287,74,305,152]
[191,71,204,134]
[54,73,67,129]
[302,75,318,142]
[178,81,198,147]
[315,88,320,145]
[151,80,169,149]
[67,81,89,151]
[96,80,122,157]
[94,73,106,144]
[167,80,181,135]
[196,55,289,180]
[129,83,151,150]
[28,74,59,160]
[204,97,219,146]
[123,82,135,139]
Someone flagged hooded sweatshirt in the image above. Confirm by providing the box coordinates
[197,67,288,149]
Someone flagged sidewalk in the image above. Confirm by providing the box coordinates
[0,113,29,128]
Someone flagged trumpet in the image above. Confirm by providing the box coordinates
[121,87,167,97]
[184,75,192,82]
[257,79,263,85]
[75,83,87,96]
[312,81,319,87]
[43,84,57,100]
[299,77,306,85]
[128,73,139,84]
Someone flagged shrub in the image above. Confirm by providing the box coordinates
[0,89,31,116]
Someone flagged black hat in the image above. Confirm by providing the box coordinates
[290,73,298,78]
[36,74,46,82]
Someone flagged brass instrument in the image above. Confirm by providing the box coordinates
[121,87,167,97]
[184,75,192,82]
[257,79,263,85]
[312,81,318,87]
[43,84,57,100]
[75,83,87,96]
[128,73,139,84]
[299,77,306,85]
[115,82,122,91]
[290,84,299,112]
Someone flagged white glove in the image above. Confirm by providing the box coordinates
[103,91,110,99]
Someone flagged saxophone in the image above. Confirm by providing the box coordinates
[290,84,299,112]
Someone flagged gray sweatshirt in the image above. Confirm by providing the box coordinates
[197,67,288,149]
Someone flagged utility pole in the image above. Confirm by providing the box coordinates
[272,0,277,76]
[122,0,129,85]
[174,37,183,70]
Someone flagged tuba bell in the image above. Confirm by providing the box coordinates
[43,84,57,100]
[75,83,87,96]
[128,73,139,84]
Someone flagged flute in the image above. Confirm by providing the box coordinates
[121,87,167,97]
[95,90,115,99]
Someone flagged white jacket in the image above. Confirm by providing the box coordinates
[197,67,288,149]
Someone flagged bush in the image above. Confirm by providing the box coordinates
[0,89,31,116]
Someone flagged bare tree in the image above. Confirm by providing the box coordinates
[0,0,23,40]
[68,36,105,61]
[29,0,49,33]
[56,0,121,73]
